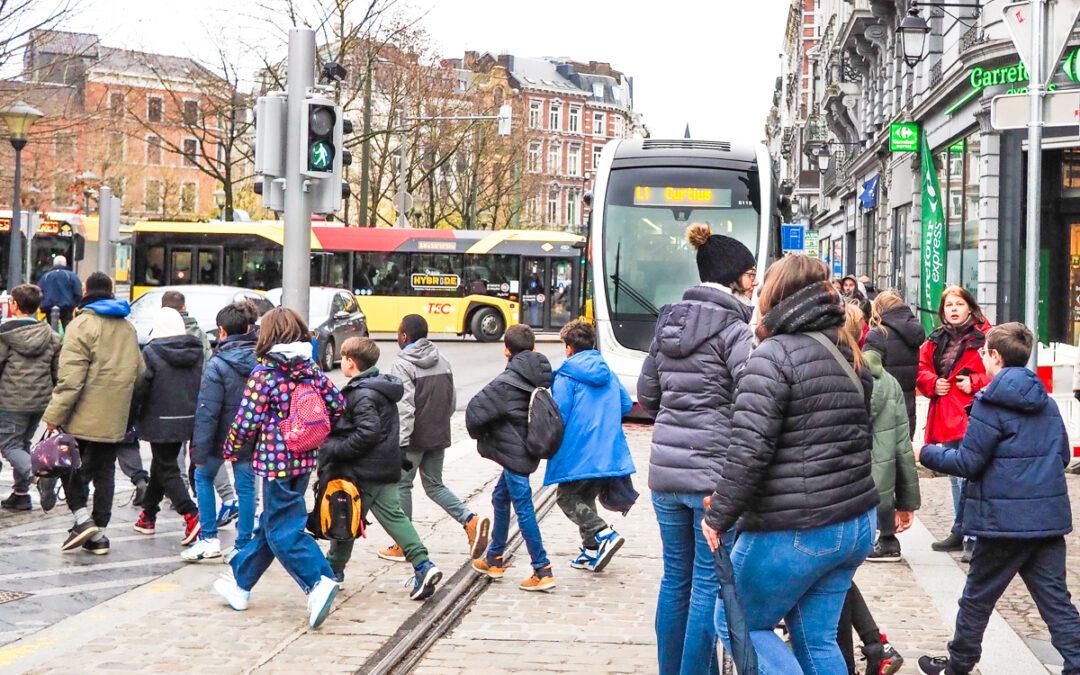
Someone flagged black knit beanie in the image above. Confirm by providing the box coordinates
[686,223,756,286]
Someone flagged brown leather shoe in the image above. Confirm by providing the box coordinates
[377,543,407,562]
[465,515,491,559]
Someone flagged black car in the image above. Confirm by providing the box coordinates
[267,287,368,371]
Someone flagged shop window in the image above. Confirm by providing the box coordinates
[892,205,911,293]
[353,252,409,295]
[935,134,980,295]
[1063,149,1080,198]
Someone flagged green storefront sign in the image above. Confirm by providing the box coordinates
[946,47,1080,116]
[890,122,919,153]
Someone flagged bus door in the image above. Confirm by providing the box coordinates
[167,245,223,285]
[521,256,577,331]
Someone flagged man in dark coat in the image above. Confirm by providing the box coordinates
[466,324,555,592]
[918,323,1080,675]
[38,255,83,329]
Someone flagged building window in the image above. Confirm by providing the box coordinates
[592,112,605,137]
[145,179,162,213]
[567,144,581,177]
[547,142,561,174]
[527,142,541,173]
[109,92,124,118]
[592,143,603,170]
[182,99,199,126]
[569,106,581,133]
[55,133,76,163]
[548,101,562,131]
[106,176,126,199]
[547,187,560,224]
[567,187,579,227]
[891,204,910,293]
[182,138,199,167]
[528,100,542,129]
[936,134,980,295]
[180,182,197,213]
[147,96,164,123]
[146,135,163,165]
[613,116,624,137]
[109,132,125,162]
[53,172,72,207]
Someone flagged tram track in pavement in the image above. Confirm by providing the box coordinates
[359,483,561,675]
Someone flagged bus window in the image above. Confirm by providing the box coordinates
[327,252,349,287]
[354,253,409,295]
[464,254,518,298]
[170,249,193,284]
[409,253,463,298]
[137,245,165,286]
[197,248,221,284]
[225,248,282,289]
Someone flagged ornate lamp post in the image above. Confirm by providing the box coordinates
[1,101,43,289]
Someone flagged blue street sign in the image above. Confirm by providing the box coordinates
[781,223,805,253]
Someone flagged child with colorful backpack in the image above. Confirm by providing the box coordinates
[318,336,445,600]
[212,308,345,629]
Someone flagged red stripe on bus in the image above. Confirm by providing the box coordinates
[312,226,455,252]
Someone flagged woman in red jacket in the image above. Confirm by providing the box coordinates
[916,286,991,558]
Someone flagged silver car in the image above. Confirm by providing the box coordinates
[128,285,273,346]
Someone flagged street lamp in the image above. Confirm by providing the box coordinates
[1,101,43,289]
[213,188,226,220]
[897,7,931,67]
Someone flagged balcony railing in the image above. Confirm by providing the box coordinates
[960,23,982,53]
[929,60,943,88]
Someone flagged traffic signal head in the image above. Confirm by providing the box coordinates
[302,100,336,176]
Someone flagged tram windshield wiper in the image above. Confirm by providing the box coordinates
[610,243,659,318]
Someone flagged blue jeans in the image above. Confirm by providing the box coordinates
[230,473,334,594]
[715,508,875,675]
[196,457,256,547]
[652,491,730,675]
[487,469,549,570]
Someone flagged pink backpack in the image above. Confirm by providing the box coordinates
[280,381,332,453]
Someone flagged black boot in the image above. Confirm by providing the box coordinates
[931,531,963,552]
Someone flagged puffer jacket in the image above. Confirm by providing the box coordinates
[863,304,924,433]
[224,342,345,479]
[192,332,257,465]
[865,350,920,514]
[466,350,553,475]
[920,367,1072,538]
[134,334,204,443]
[319,369,405,485]
[916,320,992,444]
[43,295,143,442]
[705,281,879,533]
[0,318,60,412]
[392,338,454,453]
[637,285,754,494]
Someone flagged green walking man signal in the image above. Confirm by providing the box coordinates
[309,141,332,171]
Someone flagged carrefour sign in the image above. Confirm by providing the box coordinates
[947,47,1080,116]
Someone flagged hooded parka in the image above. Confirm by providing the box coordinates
[0,319,60,412]
[134,334,204,443]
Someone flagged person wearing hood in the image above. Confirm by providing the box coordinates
[45,273,143,555]
[916,323,1080,675]
[841,275,872,322]
[701,255,878,675]
[385,315,489,564]
[864,290,925,437]
[0,284,60,512]
[131,307,204,549]
[467,324,556,592]
[858,275,880,301]
[184,301,259,564]
[917,286,992,559]
[546,320,635,573]
[636,223,755,675]
[212,308,345,630]
[319,337,443,601]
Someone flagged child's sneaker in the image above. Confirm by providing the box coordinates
[465,514,491,559]
[181,511,201,546]
[867,536,902,563]
[570,547,599,571]
[471,555,506,579]
[519,565,556,592]
[38,476,58,512]
[82,535,110,555]
[410,561,443,600]
[216,499,239,529]
[592,527,625,572]
[307,576,339,628]
[378,543,407,562]
[917,655,953,675]
[1,492,31,511]
[880,634,904,674]
[222,545,242,565]
[133,512,156,535]
[182,537,221,562]
[213,572,250,611]
[61,521,99,551]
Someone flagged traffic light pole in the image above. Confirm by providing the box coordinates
[1025,0,1046,369]
[282,28,316,323]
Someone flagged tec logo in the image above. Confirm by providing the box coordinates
[427,303,453,315]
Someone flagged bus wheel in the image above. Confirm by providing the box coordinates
[320,338,336,371]
[470,308,505,343]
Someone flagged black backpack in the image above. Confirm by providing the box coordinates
[500,371,564,460]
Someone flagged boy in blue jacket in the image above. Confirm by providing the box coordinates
[546,320,635,572]
[916,323,1080,675]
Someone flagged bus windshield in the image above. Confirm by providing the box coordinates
[602,165,760,351]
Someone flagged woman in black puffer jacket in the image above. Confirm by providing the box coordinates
[702,254,878,673]
[863,289,924,436]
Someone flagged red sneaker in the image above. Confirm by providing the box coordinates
[181,511,201,546]
[133,512,155,535]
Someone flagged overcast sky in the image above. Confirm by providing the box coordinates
[52,0,788,142]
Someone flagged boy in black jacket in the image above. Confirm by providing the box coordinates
[466,324,555,592]
[319,337,443,601]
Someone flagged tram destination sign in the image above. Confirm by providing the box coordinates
[633,186,732,208]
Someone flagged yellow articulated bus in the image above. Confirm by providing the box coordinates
[130,221,584,342]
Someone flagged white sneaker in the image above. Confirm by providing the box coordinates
[181,537,221,562]
[307,576,339,629]
[212,573,250,611]
[222,545,241,564]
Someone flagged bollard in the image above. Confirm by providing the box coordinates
[49,306,60,331]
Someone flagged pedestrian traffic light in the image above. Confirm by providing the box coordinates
[301,97,338,177]
[309,101,353,215]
